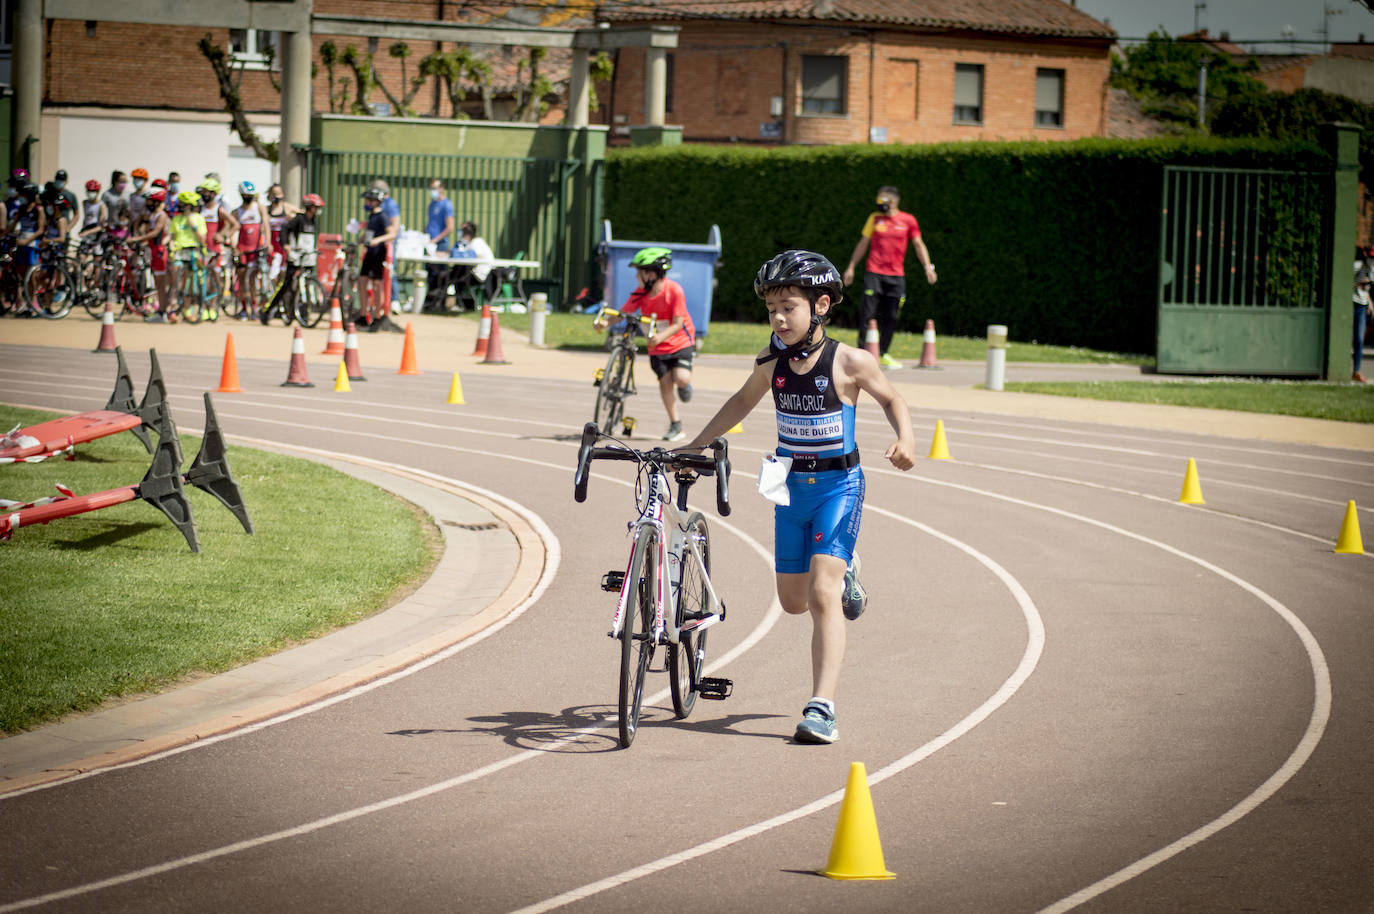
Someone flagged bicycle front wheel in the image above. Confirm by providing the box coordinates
[619,536,657,748]
[24,264,75,319]
[669,513,711,720]
[295,275,327,328]
[594,346,630,436]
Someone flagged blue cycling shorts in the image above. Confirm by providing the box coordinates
[773,465,864,574]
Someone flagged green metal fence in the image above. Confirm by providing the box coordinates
[1157,165,1329,375]
[300,148,582,302]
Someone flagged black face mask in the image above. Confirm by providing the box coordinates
[877,202,891,214]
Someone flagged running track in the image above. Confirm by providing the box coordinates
[1,343,1372,913]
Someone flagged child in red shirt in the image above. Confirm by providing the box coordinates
[598,246,696,441]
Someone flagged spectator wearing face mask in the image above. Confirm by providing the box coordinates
[51,170,78,235]
[80,179,107,237]
[128,167,150,230]
[101,170,130,235]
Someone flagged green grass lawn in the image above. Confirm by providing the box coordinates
[474,310,1150,364]
[0,406,439,733]
[1003,380,1374,423]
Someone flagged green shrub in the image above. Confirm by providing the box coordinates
[605,137,1324,353]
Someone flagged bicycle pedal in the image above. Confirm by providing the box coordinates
[600,570,625,592]
[622,417,636,436]
[696,677,733,700]
[593,368,604,386]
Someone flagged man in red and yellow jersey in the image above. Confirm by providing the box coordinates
[842,185,937,369]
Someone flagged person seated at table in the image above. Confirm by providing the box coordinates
[423,178,455,312]
[452,220,496,310]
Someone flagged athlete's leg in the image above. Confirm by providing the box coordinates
[657,370,680,424]
[805,554,848,701]
[857,274,880,348]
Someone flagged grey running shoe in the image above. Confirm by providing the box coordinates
[664,421,685,442]
[841,553,868,621]
[794,700,838,744]
[678,383,693,403]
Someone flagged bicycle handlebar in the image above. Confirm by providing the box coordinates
[573,422,731,517]
[597,306,656,338]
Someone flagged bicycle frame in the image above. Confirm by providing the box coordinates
[610,467,726,649]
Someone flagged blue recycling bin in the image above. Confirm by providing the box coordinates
[600,220,722,340]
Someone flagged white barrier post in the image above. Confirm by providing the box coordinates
[529,292,548,346]
[985,324,1007,391]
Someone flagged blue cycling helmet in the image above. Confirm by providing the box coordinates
[238,180,256,196]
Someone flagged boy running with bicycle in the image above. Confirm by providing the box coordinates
[683,250,916,744]
[595,246,696,441]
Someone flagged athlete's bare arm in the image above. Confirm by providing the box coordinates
[836,345,916,470]
[684,353,773,449]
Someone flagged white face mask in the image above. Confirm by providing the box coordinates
[429,189,441,200]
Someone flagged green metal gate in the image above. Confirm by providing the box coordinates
[1157,165,1329,375]
[301,148,582,303]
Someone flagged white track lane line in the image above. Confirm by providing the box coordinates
[509,512,1045,914]
[0,447,783,913]
[511,482,1330,914]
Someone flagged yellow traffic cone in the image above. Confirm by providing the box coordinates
[447,370,465,405]
[728,421,744,434]
[819,762,895,881]
[928,419,951,460]
[1179,458,1204,504]
[333,361,351,393]
[1335,500,1364,554]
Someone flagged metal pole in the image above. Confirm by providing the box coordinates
[1197,60,1208,130]
[985,325,1007,391]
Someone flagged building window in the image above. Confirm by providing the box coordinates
[801,55,847,115]
[954,63,983,124]
[230,29,278,69]
[1036,68,1065,127]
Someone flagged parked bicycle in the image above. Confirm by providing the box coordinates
[592,306,656,438]
[573,422,733,748]
[173,249,218,324]
[22,240,75,319]
[261,259,327,327]
[0,236,27,315]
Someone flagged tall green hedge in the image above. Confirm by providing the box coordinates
[604,137,1325,354]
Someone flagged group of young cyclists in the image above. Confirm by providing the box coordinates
[3,165,312,322]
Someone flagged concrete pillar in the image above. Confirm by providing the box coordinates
[567,48,590,128]
[12,0,43,172]
[279,27,313,201]
[645,47,666,126]
[1321,121,1362,380]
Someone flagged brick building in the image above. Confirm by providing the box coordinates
[597,0,1116,145]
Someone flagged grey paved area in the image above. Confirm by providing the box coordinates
[0,311,1369,795]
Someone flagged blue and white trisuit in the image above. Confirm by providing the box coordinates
[770,336,865,574]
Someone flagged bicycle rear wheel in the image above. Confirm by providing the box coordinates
[669,513,711,720]
[594,346,629,436]
[24,264,75,319]
[619,536,657,748]
[295,275,327,328]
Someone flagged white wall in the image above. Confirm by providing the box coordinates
[39,109,280,192]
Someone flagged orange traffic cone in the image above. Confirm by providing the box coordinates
[863,319,880,360]
[281,326,315,388]
[397,321,422,375]
[320,298,345,354]
[93,301,118,353]
[217,333,244,393]
[472,302,492,357]
[480,312,510,365]
[918,319,939,368]
[343,322,367,381]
